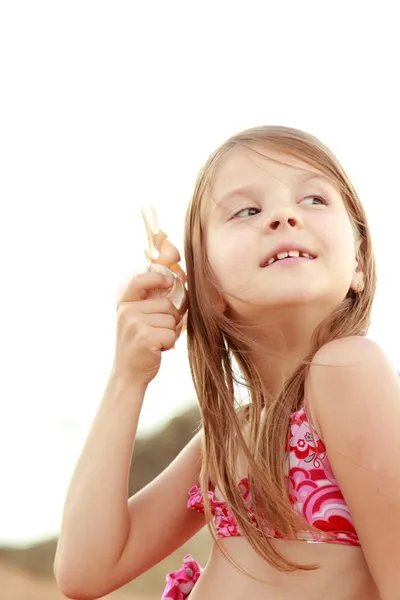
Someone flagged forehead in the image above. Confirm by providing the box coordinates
[211,144,333,202]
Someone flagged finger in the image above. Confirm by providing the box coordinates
[118,271,173,304]
[148,328,177,352]
[175,312,188,339]
[145,313,177,330]
[134,297,181,324]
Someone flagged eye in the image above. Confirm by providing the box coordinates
[232,207,261,218]
[300,195,329,206]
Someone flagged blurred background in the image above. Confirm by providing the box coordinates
[1,1,399,598]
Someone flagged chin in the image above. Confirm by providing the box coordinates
[266,287,325,305]
[226,286,340,321]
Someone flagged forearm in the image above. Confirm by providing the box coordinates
[54,371,146,587]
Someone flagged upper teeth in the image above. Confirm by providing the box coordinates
[267,250,312,265]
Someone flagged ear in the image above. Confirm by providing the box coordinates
[350,271,365,293]
[350,239,365,293]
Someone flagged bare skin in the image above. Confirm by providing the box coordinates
[55,271,380,600]
[55,147,400,598]
[55,412,380,600]
[191,538,379,600]
[187,393,380,600]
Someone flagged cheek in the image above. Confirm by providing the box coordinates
[323,214,356,258]
[207,231,250,272]
[206,233,255,295]
[326,230,357,280]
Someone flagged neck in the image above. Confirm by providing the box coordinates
[236,303,331,398]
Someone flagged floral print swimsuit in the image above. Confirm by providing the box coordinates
[161,404,360,599]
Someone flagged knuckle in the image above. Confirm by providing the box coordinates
[117,303,133,323]
[117,307,141,333]
[125,316,141,334]
[134,324,149,344]
[116,302,129,324]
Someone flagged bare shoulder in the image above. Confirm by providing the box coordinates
[312,335,386,367]
[307,336,400,597]
[306,336,394,430]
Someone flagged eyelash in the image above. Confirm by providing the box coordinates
[231,195,330,219]
[302,194,330,206]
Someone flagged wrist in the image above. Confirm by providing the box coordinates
[109,365,149,396]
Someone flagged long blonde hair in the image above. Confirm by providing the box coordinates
[183,126,376,572]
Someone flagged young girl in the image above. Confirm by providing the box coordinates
[55,126,400,600]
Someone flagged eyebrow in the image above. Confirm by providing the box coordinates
[297,172,334,186]
[215,184,260,207]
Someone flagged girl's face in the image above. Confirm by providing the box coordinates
[205,145,361,320]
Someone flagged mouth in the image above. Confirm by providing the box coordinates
[260,249,317,268]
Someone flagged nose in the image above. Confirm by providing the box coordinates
[264,206,304,232]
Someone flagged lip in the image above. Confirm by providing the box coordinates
[260,243,317,267]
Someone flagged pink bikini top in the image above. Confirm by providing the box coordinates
[187,405,360,546]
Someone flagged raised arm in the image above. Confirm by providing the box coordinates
[54,269,204,599]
